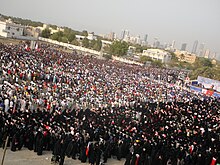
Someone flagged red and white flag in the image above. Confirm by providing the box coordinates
[35,43,38,50]
[189,145,194,154]
[210,157,216,165]
[86,142,91,157]
[135,154,140,165]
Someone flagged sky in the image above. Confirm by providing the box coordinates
[0,0,220,58]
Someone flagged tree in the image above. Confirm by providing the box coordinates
[41,28,51,38]
[89,40,96,49]
[82,30,88,37]
[92,39,102,51]
[63,27,76,42]
[103,53,112,60]
[49,24,57,30]
[82,38,89,48]
[139,56,152,63]
[67,33,76,43]
[61,36,68,43]
[71,39,80,46]
[151,60,164,68]
[50,31,64,42]
[109,41,129,56]
[193,57,213,69]
[180,54,185,60]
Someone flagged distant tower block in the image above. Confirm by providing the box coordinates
[191,40,198,54]
[181,43,187,51]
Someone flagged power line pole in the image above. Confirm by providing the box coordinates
[1,136,9,165]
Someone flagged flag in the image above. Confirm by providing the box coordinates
[86,142,91,157]
[206,90,214,96]
[210,157,216,165]
[189,145,194,154]
[35,43,38,50]
[25,44,30,51]
[135,154,140,165]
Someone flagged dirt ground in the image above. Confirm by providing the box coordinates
[0,148,125,165]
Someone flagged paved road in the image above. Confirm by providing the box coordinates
[0,148,125,165]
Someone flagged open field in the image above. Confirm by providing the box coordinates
[0,37,22,45]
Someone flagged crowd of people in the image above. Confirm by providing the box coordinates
[0,42,219,165]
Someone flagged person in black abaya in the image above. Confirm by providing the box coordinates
[35,130,44,155]
[79,144,87,163]
[88,143,95,165]
[65,139,74,158]
[94,143,102,165]
[124,152,132,165]
[51,139,61,164]
[59,139,67,165]
[18,131,24,150]
[26,130,34,150]
[11,133,19,152]
[70,140,77,159]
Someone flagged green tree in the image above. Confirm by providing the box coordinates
[139,55,152,63]
[41,28,51,38]
[82,38,89,48]
[89,40,96,49]
[82,30,88,36]
[50,31,64,42]
[189,66,220,80]
[49,24,57,30]
[61,36,68,43]
[151,60,164,68]
[67,33,76,43]
[71,39,80,46]
[193,57,213,69]
[93,39,102,51]
[103,53,112,60]
[109,41,129,56]
[63,27,76,42]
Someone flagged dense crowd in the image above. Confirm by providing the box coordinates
[0,42,219,165]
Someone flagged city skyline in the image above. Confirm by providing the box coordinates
[0,0,220,59]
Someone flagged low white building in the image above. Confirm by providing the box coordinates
[36,24,64,34]
[76,32,97,41]
[0,19,24,38]
[142,49,172,63]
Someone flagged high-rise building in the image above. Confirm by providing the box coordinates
[204,49,210,59]
[191,40,198,54]
[171,40,175,49]
[121,30,125,40]
[125,30,129,37]
[136,35,141,45]
[109,32,115,40]
[211,52,217,59]
[144,34,148,43]
[154,41,160,48]
[198,43,205,57]
[121,29,129,40]
[181,43,187,51]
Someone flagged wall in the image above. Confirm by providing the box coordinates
[38,37,101,55]
[0,21,8,37]
[112,56,143,66]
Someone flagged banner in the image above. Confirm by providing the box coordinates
[197,76,220,92]
[190,86,220,98]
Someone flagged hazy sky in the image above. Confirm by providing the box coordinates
[1,0,220,56]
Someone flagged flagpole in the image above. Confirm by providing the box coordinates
[1,136,9,165]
